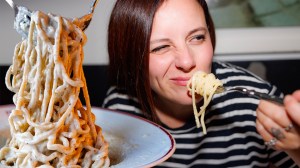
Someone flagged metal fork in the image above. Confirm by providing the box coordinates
[216,86,284,105]
[5,0,99,39]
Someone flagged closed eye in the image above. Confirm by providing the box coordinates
[151,45,170,53]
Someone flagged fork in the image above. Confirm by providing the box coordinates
[215,86,284,105]
[5,0,99,39]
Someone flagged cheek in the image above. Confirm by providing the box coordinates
[194,44,214,71]
[148,55,174,92]
[149,55,170,80]
[149,59,159,79]
[203,48,214,64]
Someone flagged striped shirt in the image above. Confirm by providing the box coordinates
[102,61,297,168]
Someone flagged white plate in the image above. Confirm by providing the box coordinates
[0,105,175,168]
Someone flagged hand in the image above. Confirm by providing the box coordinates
[256,90,300,151]
[284,90,300,126]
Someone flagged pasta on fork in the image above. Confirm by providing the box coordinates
[187,71,223,135]
[0,10,109,167]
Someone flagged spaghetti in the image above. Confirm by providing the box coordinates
[187,71,223,134]
[0,10,109,167]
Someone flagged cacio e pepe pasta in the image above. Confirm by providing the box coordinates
[0,10,110,167]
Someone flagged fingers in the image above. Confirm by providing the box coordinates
[256,117,282,150]
[284,95,300,126]
[292,90,300,100]
[256,100,300,150]
[257,100,290,128]
[256,109,300,150]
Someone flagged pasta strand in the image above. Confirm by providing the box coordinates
[0,11,110,167]
[187,71,223,134]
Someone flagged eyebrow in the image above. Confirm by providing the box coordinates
[150,38,170,45]
[150,27,207,44]
[188,27,207,37]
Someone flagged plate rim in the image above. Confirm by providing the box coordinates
[91,106,176,167]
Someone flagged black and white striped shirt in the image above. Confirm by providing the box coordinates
[102,61,297,168]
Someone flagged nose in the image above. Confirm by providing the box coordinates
[174,45,196,72]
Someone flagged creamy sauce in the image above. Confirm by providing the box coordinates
[15,6,32,39]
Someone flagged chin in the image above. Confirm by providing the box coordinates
[174,94,200,105]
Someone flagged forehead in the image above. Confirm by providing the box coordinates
[154,0,206,27]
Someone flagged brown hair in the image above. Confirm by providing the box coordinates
[107,0,216,122]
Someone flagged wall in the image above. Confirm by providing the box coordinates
[0,0,116,65]
[1,0,300,66]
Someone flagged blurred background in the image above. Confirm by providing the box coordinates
[1,0,300,106]
[209,0,300,28]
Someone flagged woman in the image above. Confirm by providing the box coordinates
[257,90,300,165]
[103,0,299,167]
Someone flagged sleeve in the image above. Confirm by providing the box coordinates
[268,149,298,168]
[102,86,144,117]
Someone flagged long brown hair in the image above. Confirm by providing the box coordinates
[107,0,216,123]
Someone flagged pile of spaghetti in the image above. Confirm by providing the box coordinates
[187,71,223,134]
[0,10,110,167]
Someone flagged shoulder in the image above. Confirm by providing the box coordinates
[212,61,283,97]
[213,61,265,81]
[102,86,144,117]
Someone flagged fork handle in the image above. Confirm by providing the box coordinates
[248,90,284,105]
[5,0,14,8]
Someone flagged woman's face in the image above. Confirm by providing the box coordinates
[149,0,214,106]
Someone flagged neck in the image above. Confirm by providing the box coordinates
[154,98,195,129]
